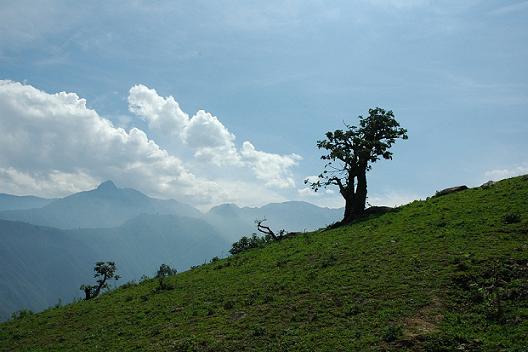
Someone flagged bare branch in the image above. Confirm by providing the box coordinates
[255,219,284,241]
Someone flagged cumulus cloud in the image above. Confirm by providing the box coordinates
[182,110,241,166]
[128,84,189,135]
[240,141,302,188]
[0,80,302,207]
[483,164,528,181]
[128,84,240,166]
[127,84,301,183]
[0,80,219,203]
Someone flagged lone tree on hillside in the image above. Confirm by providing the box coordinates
[306,107,408,224]
[255,219,286,241]
[156,263,177,290]
[80,261,120,300]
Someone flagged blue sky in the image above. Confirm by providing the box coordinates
[0,0,527,209]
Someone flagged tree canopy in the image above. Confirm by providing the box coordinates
[307,107,408,223]
[80,261,120,300]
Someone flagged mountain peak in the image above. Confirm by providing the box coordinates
[96,180,118,191]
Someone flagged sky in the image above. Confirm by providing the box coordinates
[0,0,527,210]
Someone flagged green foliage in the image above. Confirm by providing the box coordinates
[10,309,33,321]
[382,324,403,342]
[229,233,272,255]
[1,176,528,351]
[156,264,177,291]
[80,261,120,300]
[503,212,521,224]
[306,107,408,221]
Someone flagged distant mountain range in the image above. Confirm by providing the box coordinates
[0,181,201,229]
[206,201,343,241]
[0,181,342,320]
[0,194,54,211]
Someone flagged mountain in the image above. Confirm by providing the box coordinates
[0,194,53,211]
[0,181,202,229]
[74,214,230,280]
[0,183,342,240]
[4,177,526,350]
[0,182,342,320]
[0,214,228,321]
[0,220,96,321]
[206,201,343,241]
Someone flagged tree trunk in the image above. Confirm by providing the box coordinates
[342,168,368,224]
[83,287,92,300]
[354,168,368,213]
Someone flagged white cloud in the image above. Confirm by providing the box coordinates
[0,80,302,208]
[182,110,241,166]
[127,84,301,183]
[489,1,528,16]
[367,191,420,207]
[483,164,528,181]
[128,84,189,135]
[297,183,418,209]
[240,141,302,188]
[0,80,219,203]
[128,84,239,166]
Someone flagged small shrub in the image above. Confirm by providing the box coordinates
[252,326,266,337]
[503,212,521,224]
[223,300,235,310]
[156,264,177,291]
[321,253,337,268]
[275,258,288,268]
[230,233,273,255]
[263,294,274,303]
[210,256,220,263]
[245,291,259,306]
[10,309,33,320]
[121,280,137,289]
[343,304,360,317]
[382,324,402,342]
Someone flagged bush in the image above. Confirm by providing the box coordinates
[121,280,137,289]
[223,300,235,310]
[156,264,177,291]
[382,324,402,342]
[11,309,33,320]
[229,233,272,255]
[503,212,521,224]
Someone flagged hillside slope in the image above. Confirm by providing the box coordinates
[0,221,97,321]
[1,176,527,351]
[0,215,229,321]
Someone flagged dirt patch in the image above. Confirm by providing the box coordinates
[403,297,444,338]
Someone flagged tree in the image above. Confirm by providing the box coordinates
[255,219,285,241]
[306,107,408,224]
[80,261,120,300]
[156,263,177,290]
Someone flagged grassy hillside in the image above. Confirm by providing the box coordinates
[1,176,527,351]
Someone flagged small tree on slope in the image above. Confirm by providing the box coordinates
[306,107,408,224]
[80,261,120,300]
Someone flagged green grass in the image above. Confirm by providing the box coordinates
[1,176,527,351]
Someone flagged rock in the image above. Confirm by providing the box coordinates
[434,186,468,197]
[364,206,393,216]
[480,180,495,189]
